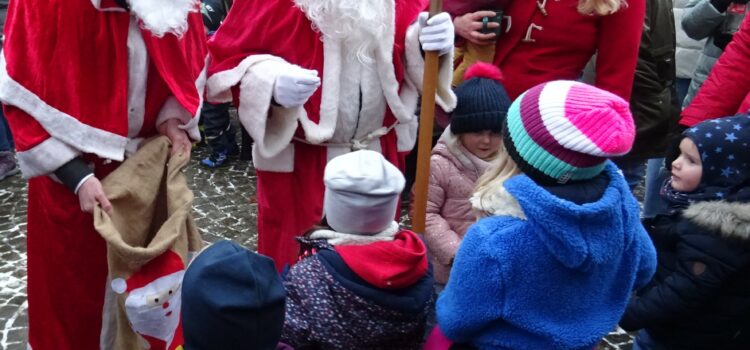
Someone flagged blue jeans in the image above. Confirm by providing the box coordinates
[632,330,669,350]
[643,158,670,219]
[201,102,236,153]
[0,109,13,152]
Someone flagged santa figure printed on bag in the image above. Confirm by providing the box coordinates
[207,0,457,269]
[111,251,186,350]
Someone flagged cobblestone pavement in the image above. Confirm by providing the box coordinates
[0,141,636,350]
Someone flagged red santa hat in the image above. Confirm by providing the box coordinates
[111,250,186,294]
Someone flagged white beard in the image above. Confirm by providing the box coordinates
[129,0,199,37]
[294,0,392,63]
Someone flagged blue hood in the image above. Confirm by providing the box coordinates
[506,162,638,270]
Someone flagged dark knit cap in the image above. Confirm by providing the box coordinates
[682,114,750,201]
[182,240,286,350]
[450,63,511,135]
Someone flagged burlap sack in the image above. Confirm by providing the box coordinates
[94,136,202,350]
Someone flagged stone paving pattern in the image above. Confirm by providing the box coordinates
[0,133,636,349]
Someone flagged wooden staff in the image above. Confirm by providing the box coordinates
[412,0,444,234]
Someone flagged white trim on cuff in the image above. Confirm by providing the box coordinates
[74,173,96,195]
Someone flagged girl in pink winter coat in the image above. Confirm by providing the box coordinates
[416,64,512,285]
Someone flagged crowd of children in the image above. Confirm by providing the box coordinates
[178,56,750,349]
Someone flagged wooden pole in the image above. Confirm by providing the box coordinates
[412,0,444,234]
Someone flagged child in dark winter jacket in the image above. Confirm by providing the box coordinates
[436,81,658,350]
[281,150,435,350]
[620,114,750,350]
[417,63,511,286]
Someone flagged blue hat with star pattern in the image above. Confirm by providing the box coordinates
[683,114,750,202]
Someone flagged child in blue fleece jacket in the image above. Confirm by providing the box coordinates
[436,81,658,350]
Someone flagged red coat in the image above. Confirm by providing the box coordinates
[207,0,455,269]
[494,0,645,100]
[681,16,750,127]
[0,1,207,349]
[1,0,207,178]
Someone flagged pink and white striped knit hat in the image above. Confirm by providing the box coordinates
[503,80,635,184]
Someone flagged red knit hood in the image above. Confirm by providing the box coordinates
[334,231,428,289]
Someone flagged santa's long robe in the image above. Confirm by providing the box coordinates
[207,0,455,269]
[0,1,207,348]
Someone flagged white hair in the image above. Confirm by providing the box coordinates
[128,0,199,37]
[294,0,391,63]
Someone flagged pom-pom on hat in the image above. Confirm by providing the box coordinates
[504,80,635,184]
[450,63,512,135]
[323,150,405,234]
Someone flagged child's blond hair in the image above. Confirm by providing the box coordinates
[472,141,521,216]
[578,0,627,15]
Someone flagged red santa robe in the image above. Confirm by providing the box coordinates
[0,0,207,349]
[207,0,456,269]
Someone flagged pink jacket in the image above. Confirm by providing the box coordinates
[419,131,490,284]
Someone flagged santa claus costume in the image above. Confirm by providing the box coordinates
[0,0,207,349]
[207,0,457,269]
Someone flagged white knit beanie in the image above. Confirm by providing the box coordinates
[323,150,405,234]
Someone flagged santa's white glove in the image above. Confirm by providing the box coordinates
[418,12,454,56]
[273,68,321,108]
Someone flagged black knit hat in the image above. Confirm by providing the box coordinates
[450,63,511,135]
[182,240,286,350]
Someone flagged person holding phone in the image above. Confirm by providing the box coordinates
[446,0,511,86]
[454,0,645,101]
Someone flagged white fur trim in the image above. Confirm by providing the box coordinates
[15,138,79,178]
[0,56,129,166]
[182,55,210,142]
[128,0,199,38]
[252,138,295,173]
[309,221,400,246]
[207,55,303,158]
[404,20,457,114]
[127,16,149,138]
[156,97,194,133]
[298,40,341,144]
[395,119,419,152]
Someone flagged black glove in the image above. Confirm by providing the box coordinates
[665,124,688,171]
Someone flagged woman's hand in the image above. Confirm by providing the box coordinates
[454,11,499,45]
[158,118,192,158]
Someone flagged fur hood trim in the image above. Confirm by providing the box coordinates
[683,201,750,241]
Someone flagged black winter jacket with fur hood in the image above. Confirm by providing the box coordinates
[620,201,750,349]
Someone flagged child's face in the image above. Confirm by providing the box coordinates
[671,138,702,192]
[460,130,502,160]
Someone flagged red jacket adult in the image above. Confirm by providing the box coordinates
[494,0,645,100]
[0,1,207,349]
[681,16,750,127]
[207,0,455,269]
